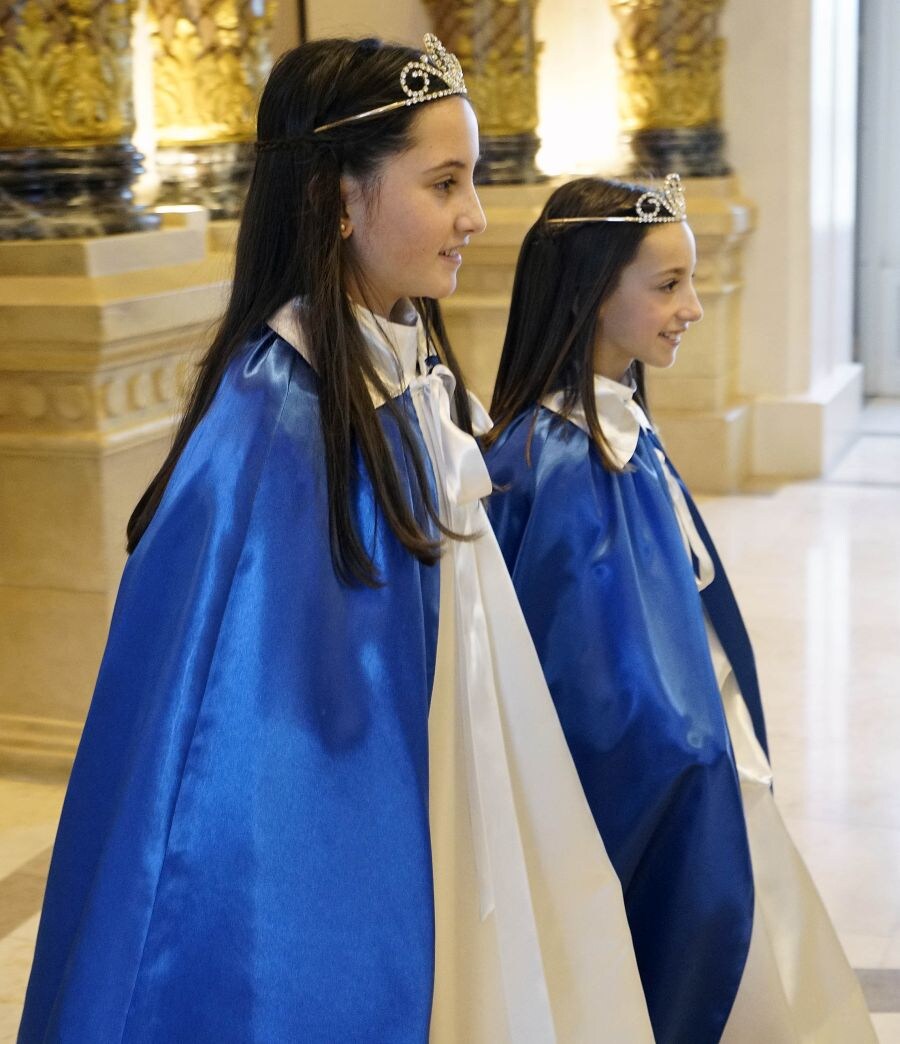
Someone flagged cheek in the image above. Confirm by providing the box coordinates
[375,204,431,269]
[399,202,442,260]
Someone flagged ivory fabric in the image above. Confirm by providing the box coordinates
[543,375,875,1042]
[274,303,654,1042]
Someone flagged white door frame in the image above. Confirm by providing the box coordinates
[857,0,900,395]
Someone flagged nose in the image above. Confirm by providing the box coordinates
[680,283,703,323]
[458,184,487,237]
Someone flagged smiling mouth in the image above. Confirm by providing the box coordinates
[660,330,685,345]
[439,246,463,263]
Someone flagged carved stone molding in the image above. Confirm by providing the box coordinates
[0,225,223,742]
[0,714,82,780]
[0,355,190,435]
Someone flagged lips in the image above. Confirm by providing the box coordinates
[439,247,463,263]
[660,329,686,345]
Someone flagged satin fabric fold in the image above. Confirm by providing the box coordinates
[409,366,652,1043]
[610,416,872,1038]
[272,304,654,1042]
[21,311,654,1044]
[486,398,875,1043]
[485,405,754,1044]
[19,331,439,1042]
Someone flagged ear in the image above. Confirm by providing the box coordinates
[339,174,357,239]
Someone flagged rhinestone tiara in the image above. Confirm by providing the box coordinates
[313,34,467,135]
[546,173,687,225]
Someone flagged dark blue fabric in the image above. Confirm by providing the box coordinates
[485,407,756,1044]
[19,330,439,1044]
[646,430,768,758]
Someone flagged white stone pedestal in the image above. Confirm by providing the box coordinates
[0,212,229,777]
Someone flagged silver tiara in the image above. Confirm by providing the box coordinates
[314,34,467,134]
[546,174,687,225]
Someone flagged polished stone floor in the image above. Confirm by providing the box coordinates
[2,399,899,1042]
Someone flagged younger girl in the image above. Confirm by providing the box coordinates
[484,175,875,1044]
[18,39,651,1042]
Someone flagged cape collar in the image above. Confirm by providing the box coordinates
[268,298,428,405]
[542,374,651,468]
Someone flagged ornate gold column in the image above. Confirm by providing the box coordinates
[149,0,274,218]
[0,0,158,238]
[608,0,728,176]
[424,0,542,184]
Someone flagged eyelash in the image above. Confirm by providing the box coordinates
[434,177,456,192]
[660,280,678,292]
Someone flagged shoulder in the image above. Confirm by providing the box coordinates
[135,330,322,561]
[486,406,588,486]
[484,407,590,533]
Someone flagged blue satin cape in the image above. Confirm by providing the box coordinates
[484,407,765,1044]
[19,329,440,1043]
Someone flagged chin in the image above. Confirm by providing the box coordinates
[651,349,678,369]
[420,279,458,301]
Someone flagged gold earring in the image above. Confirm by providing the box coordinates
[340,221,347,236]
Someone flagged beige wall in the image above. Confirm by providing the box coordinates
[723,0,861,474]
[305,0,429,45]
[272,0,301,56]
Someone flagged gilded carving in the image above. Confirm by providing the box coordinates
[0,0,134,148]
[608,0,725,132]
[149,0,273,146]
[424,0,540,138]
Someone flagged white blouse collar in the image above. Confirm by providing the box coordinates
[543,374,651,468]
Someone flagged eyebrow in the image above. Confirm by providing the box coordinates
[652,265,690,277]
[422,159,468,174]
[422,154,483,174]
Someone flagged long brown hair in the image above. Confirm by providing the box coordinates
[485,176,654,469]
[127,38,474,586]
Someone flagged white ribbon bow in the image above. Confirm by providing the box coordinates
[410,365,503,920]
[411,364,493,513]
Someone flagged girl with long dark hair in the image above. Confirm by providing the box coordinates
[18,39,653,1043]
[484,174,875,1044]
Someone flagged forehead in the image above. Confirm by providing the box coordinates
[631,221,697,273]
[398,97,480,166]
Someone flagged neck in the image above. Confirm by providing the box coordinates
[593,363,632,385]
[592,340,634,385]
[345,276,417,326]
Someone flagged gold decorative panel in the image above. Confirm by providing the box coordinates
[608,0,725,132]
[0,0,134,148]
[424,0,540,139]
[149,0,273,146]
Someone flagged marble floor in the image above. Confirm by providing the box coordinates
[1,398,899,1042]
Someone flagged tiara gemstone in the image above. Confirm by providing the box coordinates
[546,173,688,225]
[312,34,467,134]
